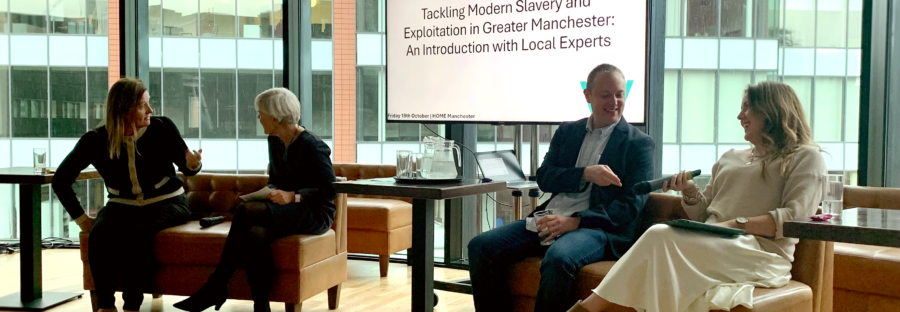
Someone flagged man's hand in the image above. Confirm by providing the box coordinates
[78,216,95,232]
[583,165,622,187]
[268,190,295,205]
[536,215,580,243]
[185,149,203,170]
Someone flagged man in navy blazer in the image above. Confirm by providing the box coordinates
[467,64,655,312]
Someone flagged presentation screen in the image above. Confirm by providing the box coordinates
[386,0,648,124]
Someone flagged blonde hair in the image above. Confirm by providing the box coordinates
[104,78,147,159]
[585,63,625,89]
[745,81,819,176]
[254,87,301,125]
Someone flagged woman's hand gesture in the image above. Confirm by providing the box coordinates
[185,149,203,169]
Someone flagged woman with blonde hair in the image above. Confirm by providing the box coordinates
[174,87,336,312]
[567,81,827,312]
[52,77,203,312]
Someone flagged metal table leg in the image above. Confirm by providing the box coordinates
[0,184,82,310]
[411,198,435,311]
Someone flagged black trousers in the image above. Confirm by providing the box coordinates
[88,195,190,310]
[203,200,331,311]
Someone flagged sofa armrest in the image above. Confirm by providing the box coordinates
[334,177,348,254]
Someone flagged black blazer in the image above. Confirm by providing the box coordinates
[534,117,655,258]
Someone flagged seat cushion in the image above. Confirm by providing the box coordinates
[347,198,412,231]
[505,257,813,311]
[834,242,900,298]
[153,221,336,271]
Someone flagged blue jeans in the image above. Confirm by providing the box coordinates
[467,220,610,312]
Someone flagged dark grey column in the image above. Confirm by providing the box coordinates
[645,0,666,179]
[284,0,313,126]
[859,0,897,186]
[445,124,477,266]
[118,0,149,82]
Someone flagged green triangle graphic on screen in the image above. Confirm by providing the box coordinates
[581,80,633,113]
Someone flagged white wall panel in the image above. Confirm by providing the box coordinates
[719,39,754,70]
[237,39,273,69]
[200,140,237,170]
[755,40,779,70]
[238,140,269,170]
[11,35,48,66]
[87,36,108,67]
[50,139,77,167]
[162,38,199,68]
[682,39,718,69]
[49,36,85,66]
[200,39,236,69]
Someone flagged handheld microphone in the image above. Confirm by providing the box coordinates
[200,216,225,228]
[633,169,702,195]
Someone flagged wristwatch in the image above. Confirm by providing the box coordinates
[295,194,303,203]
[736,217,749,228]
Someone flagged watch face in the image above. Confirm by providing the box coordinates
[737,217,748,224]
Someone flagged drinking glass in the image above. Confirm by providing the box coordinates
[822,174,844,216]
[396,150,412,178]
[411,152,424,178]
[33,148,47,175]
[533,209,555,246]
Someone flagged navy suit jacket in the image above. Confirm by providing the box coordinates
[534,117,656,259]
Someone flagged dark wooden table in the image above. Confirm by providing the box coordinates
[0,167,100,310]
[334,178,506,312]
[784,208,900,247]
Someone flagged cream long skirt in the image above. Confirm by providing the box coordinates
[593,224,792,312]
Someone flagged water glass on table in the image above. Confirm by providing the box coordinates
[533,209,555,246]
[410,153,424,178]
[33,148,47,175]
[396,150,412,178]
[822,174,844,216]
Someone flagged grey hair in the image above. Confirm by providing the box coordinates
[254,87,301,125]
[586,63,625,90]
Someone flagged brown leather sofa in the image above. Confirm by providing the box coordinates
[79,173,348,312]
[333,163,413,277]
[833,185,900,311]
[501,193,834,312]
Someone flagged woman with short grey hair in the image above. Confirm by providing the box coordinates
[174,87,337,312]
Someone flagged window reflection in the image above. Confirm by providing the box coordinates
[238,0,273,38]
[686,0,717,37]
[0,66,9,137]
[0,0,9,33]
[149,0,162,35]
[50,67,87,138]
[87,68,108,130]
[356,66,379,141]
[10,0,47,33]
[199,69,236,138]
[237,69,274,139]
[274,0,283,38]
[200,0,236,37]
[310,71,333,139]
[87,0,108,34]
[311,0,332,39]
[149,69,163,116]
[11,67,49,137]
[163,0,198,36]
[49,0,85,34]
[356,0,379,32]
[162,69,201,138]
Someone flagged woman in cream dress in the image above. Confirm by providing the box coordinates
[567,81,827,312]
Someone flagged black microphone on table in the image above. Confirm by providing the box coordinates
[200,216,225,228]
[632,169,702,195]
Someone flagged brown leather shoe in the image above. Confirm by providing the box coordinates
[567,300,591,312]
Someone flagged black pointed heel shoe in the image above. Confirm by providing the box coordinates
[172,284,228,312]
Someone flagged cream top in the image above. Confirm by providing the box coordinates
[682,145,827,262]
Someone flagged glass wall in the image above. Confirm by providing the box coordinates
[1,0,109,240]
[148,0,333,175]
[0,0,334,241]
[662,0,863,188]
